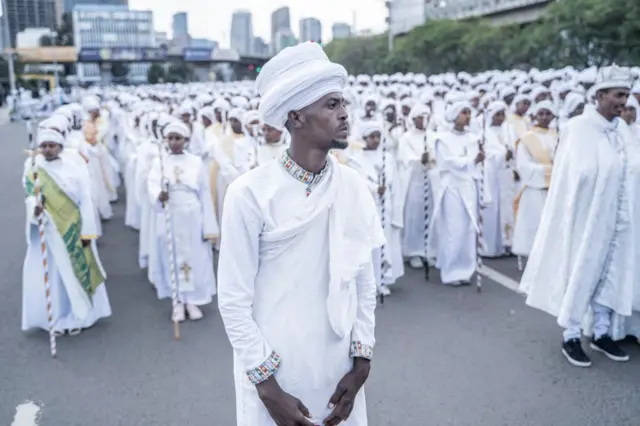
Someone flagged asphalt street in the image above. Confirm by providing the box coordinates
[1,121,639,426]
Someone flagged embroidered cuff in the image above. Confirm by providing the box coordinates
[350,341,373,360]
[246,351,282,384]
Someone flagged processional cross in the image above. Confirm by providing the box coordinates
[180,263,192,282]
[174,166,184,184]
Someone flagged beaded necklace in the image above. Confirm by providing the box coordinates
[279,150,329,197]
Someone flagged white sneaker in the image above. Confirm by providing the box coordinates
[185,304,203,321]
[409,257,423,269]
[379,285,391,296]
[172,303,186,322]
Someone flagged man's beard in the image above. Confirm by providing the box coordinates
[329,139,349,150]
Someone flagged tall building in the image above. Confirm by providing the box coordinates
[270,6,290,54]
[73,4,154,83]
[62,0,128,13]
[252,36,269,58]
[274,28,296,54]
[191,38,218,50]
[331,23,351,40]
[299,17,322,43]
[230,10,253,56]
[4,0,57,47]
[154,31,168,47]
[172,12,188,38]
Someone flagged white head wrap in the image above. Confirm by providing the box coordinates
[529,100,556,117]
[82,96,100,112]
[445,101,472,122]
[200,106,215,122]
[37,129,65,146]
[243,110,260,126]
[228,107,245,123]
[360,121,383,139]
[593,65,633,93]
[257,42,348,130]
[486,100,508,118]
[164,120,191,139]
[40,115,70,134]
[562,92,585,117]
[408,103,431,120]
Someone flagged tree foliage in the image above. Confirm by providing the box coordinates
[165,62,195,83]
[324,0,640,74]
[147,63,166,84]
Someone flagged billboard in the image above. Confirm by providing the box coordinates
[77,47,167,62]
[183,48,213,61]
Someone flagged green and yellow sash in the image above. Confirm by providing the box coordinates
[25,168,104,299]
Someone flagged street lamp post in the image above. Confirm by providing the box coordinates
[1,0,17,95]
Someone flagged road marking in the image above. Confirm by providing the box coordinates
[11,402,41,426]
[480,265,523,294]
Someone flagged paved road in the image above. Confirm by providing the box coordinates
[1,122,639,426]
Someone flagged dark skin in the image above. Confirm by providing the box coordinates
[364,101,376,118]
[258,93,368,426]
[621,106,637,125]
[514,100,531,117]
[229,117,243,135]
[413,115,430,165]
[202,116,212,128]
[363,131,386,197]
[596,88,630,121]
[263,124,283,144]
[491,110,512,162]
[158,133,186,204]
[454,108,485,165]
[36,142,90,247]
[535,109,554,130]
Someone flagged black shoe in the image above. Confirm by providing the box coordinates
[590,335,630,362]
[562,339,592,367]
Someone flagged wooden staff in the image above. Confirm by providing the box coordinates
[158,143,181,340]
[476,112,486,293]
[378,135,388,305]
[422,114,431,281]
[28,121,57,357]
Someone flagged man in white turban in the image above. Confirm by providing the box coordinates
[520,65,636,368]
[218,42,384,426]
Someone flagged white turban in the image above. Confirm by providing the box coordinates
[40,115,70,133]
[486,100,508,118]
[561,92,585,117]
[228,107,245,123]
[200,106,215,122]
[164,120,191,139]
[257,42,348,130]
[445,101,472,122]
[408,103,431,120]
[529,100,556,117]
[37,129,65,146]
[360,121,383,139]
[243,110,260,126]
[213,98,231,112]
[82,96,100,112]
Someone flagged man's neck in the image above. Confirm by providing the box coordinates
[288,143,327,174]
[596,107,616,122]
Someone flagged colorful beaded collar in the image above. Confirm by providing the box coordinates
[279,150,329,196]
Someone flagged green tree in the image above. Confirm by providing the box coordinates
[39,35,55,46]
[165,62,194,83]
[110,63,130,82]
[147,63,166,84]
[55,13,74,47]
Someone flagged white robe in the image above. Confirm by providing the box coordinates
[481,126,510,256]
[21,156,111,332]
[428,130,486,284]
[147,152,218,305]
[347,148,405,286]
[396,128,438,259]
[134,139,161,270]
[218,156,383,426]
[512,127,557,257]
[519,108,636,330]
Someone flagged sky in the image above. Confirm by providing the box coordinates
[129,0,387,47]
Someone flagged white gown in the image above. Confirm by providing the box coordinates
[21,155,111,332]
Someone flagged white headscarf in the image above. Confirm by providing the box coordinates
[37,129,65,146]
[486,100,508,119]
[445,101,472,122]
[529,100,556,117]
[360,121,383,139]
[164,120,191,139]
[257,42,348,130]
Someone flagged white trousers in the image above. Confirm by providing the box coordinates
[563,302,611,342]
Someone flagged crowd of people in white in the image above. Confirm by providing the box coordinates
[20,49,640,386]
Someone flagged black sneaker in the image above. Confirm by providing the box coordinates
[590,335,630,362]
[562,339,592,367]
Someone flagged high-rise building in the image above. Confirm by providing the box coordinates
[172,12,188,38]
[4,0,57,47]
[274,28,296,54]
[270,6,290,54]
[62,0,128,13]
[73,4,154,83]
[299,17,322,43]
[230,10,253,56]
[331,23,351,40]
[252,36,269,58]
[191,38,218,50]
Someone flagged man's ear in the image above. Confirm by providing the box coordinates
[287,110,304,129]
